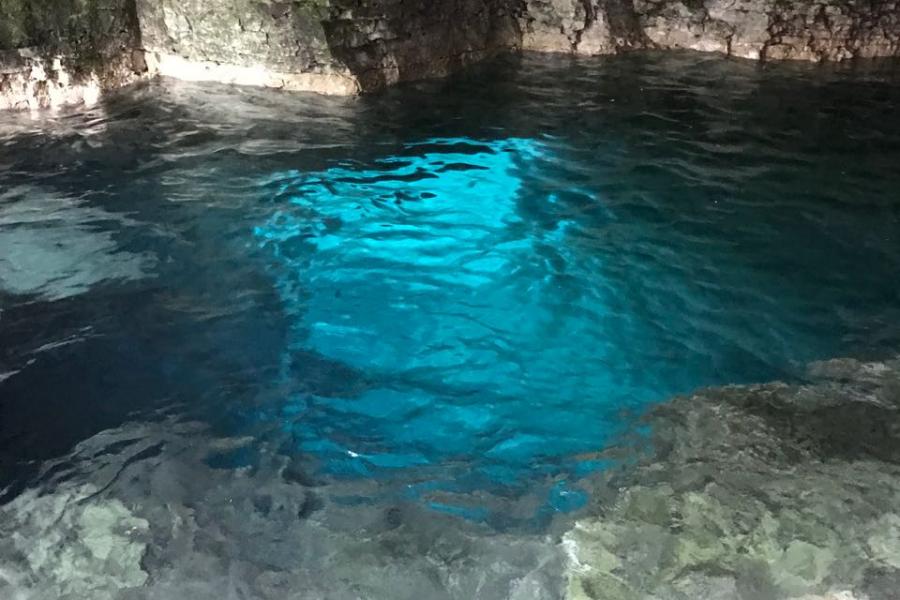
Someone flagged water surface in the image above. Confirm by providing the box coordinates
[2,52,900,524]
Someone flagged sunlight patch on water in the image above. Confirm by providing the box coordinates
[254,138,657,489]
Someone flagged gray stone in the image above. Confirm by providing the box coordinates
[563,356,900,600]
[0,485,150,600]
[3,0,900,109]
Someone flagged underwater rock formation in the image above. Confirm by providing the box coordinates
[0,484,149,599]
[563,356,900,600]
[0,185,155,300]
[635,0,900,61]
[0,420,566,599]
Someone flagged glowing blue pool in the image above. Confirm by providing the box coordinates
[253,137,650,487]
[2,54,900,521]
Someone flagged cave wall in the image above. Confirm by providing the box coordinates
[134,0,357,94]
[0,0,147,110]
[515,0,900,60]
[636,0,900,61]
[323,0,521,91]
[1,0,899,110]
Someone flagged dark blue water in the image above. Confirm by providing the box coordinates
[2,52,900,515]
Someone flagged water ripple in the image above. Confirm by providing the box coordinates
[1,52,899,514]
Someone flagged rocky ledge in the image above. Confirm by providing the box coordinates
[565,356,900,600]
[1,0,899,109]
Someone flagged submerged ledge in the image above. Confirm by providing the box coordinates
[1,355,898,599]
[566,355,900,600]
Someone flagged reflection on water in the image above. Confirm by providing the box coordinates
[0,186,154,300]
[1,51,900,599]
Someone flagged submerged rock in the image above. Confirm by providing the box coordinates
[0,484,149,600]
[2,357,900,599]
[564,357,900,600]
[0,420,566,599]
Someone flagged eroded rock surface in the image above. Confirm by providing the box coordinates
[0,420,565,600]
[564,356,900,600]
[0,0,147,110]
[517,0,900,60]
[1,0,900,108]
[0,485,149,599]
[516,0,646,54]
[135,0,359,94]
[323,0,521,90]
[136,0,522,93]
[636,0,900,61]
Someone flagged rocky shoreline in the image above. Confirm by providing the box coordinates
[1,0,899,110]
[2,355,898,599]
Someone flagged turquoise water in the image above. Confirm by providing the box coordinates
[2,53,900,517]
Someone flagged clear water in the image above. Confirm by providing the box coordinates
[2,52,900,519]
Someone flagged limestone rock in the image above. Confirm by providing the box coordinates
[135,0,358,93]
[0,485,149,600]
[323,0,521,91]
[3,0,900,109]
[563,357,900,600]
[635,0,900,61]
[517,0,645,55]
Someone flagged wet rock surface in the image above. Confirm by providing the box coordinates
[2,0,900,108]
[134,0,358,94]
[0,0,147,110]
[0,420,566,599]
[636,0,900,61]
[0,484,150,599]
[323,0,521,90]
[136,0,521,92]
[0,48,144,110]
[564,357,900,600]
[514,0,900,60]
[515,0,647,54]
[2,356,899,599]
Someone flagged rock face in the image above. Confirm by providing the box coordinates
[0,0,899,108]
[513,0,900,59]
[636,0,900,61]
[0,0,148,110]
[136,0,521,93]
[564,357,900,600]
[134,0,359,94]
[324,0,521,90]
[0,484,150,599]
[516,0,647,54]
